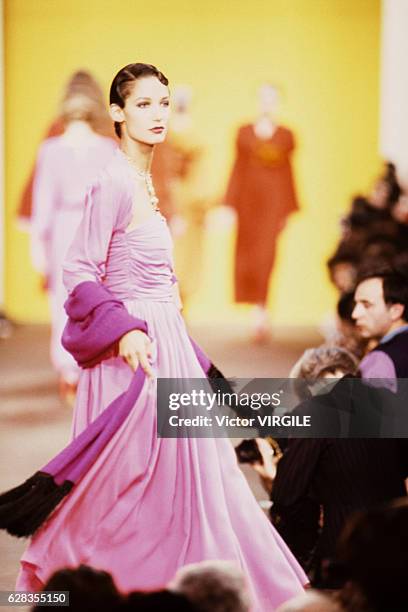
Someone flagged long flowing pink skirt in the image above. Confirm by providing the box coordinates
[17,299,306,610]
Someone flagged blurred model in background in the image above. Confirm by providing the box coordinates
[18,73,114,226]
[225,84,299,341]
[29,70,116,401]
[167,86,211,306]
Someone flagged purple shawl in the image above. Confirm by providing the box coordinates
[61,280,148,368]
[0,280,213,537]
[51,280,211,484]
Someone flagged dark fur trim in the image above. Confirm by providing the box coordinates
[0,471,73,537]
[207,363,238,406]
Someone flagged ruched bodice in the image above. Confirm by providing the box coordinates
[103,213,175,302]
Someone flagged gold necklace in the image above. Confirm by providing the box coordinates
[121,150,160,212]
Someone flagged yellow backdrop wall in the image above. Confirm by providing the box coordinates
[4,0,381,325]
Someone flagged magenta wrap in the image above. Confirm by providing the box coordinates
[62,280,148,368]
[41,279,212,484]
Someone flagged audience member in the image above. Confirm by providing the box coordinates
[327,246,359,293]
[170,560,251,612]
[334,498,408,612]
[31,565,122,611]
[352,267,408,381]
[329,163,407,299]
[122,589,197,611]
[270,346,408,587]
[341,163,401,247]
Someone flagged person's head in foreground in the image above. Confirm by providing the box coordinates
[32,564,121,611]
[289,344,359,401]
[334,497,408,612]
[352,267,408,341]
[170,560,251,612]
[123,588,197,611]
[275,590,342,612]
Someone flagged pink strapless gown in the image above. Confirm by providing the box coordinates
[17,212,306,610]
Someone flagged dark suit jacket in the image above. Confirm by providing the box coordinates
[271,383,408,584]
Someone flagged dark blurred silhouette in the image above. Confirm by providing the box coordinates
[31,565,122,612]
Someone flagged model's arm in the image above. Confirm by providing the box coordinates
[63,176,153,377]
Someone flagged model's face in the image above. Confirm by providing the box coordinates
[352,278,396,339]
[111,76,170,144]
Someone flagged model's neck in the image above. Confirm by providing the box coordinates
[120,137,154,173]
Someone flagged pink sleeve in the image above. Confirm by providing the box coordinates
[63,177,117,293]
[30,142,58,274]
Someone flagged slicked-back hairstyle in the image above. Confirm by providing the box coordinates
[109,63,169,138]
[356,266,408,320]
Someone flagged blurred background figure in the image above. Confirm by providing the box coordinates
[169,86,212,308]
[322,161,408,350]
[327,162,408,293]
[153,85,211,308]
[17,71,114,226]
[225,83,299,342]
[28,70,116,403]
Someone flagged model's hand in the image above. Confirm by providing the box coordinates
[118,330,154,378]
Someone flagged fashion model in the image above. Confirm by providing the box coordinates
[12,64,306,610]
[30,71,116,396]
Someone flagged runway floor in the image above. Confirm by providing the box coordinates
[0,322,320,608]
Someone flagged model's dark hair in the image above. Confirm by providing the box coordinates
[109,63,169,138]
[356,265,408,320]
